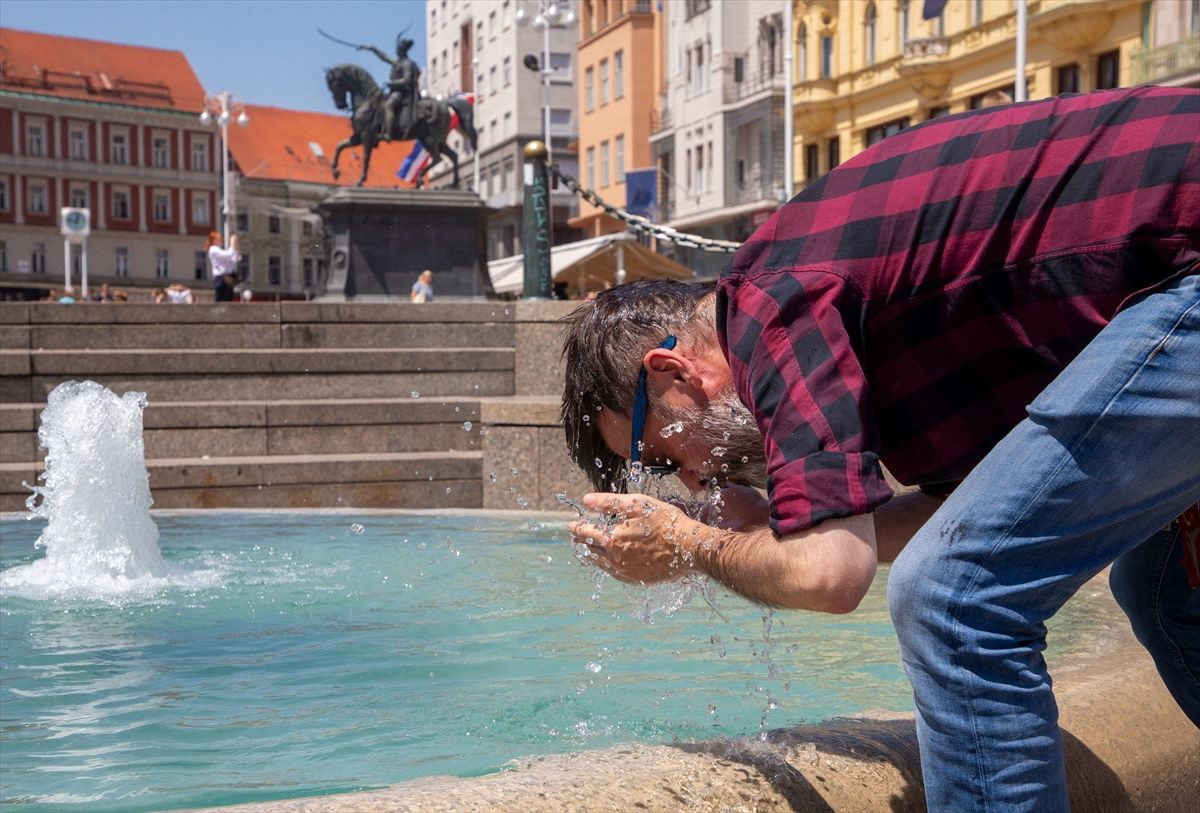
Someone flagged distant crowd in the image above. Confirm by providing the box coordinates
[35,282,199,304]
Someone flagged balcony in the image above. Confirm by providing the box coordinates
[650,107,673,136]
[723,71,787,105]
[1131,35,1200,86]
[897,37,952,100]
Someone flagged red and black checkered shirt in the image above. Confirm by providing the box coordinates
[717,87,1200,536]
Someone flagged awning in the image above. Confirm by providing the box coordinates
[488,233,693,296]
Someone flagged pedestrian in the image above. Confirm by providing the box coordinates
[561,86,1199,811]
[165,282,194,304]
[91,283,114,302]
[410,269,434,302]
[206,231,240,302]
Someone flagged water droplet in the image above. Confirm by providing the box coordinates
[462,421,473,431]
[445,486,452,494]
[660,421,684,438]
[585,661,602,673]
[594,457,604,468]
[517,497,529,508]
[350,523,365,534]
[489,472,498,482]
[540,554,553,563]
[410,391,420,399]
[710,446,728,457]
[417,542,427,550]
[707,704,717,714]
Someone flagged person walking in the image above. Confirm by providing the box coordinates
[206,231,241,302]
[561,86,1199,811]
[410,269,434,303]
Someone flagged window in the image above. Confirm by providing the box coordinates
[27,182,48,214]
[799,23,808,81]
[502,158,513,191]
[685,0,711,19]
[973,0,985,25]
[268,215,281,234]
[693,44,705,95]
[489,166,499,196]
[600,140,610,186]
[32,243,47,274]
[586,146,596,189]
[504,111,512,137]
[69,125,88,160]
[599,58,609,105]
[0,179,8,211]
[110,131,129,164]
[192,193,210,225]
[865,3,877,66]
[153,192,171,222]
[820,36,834,79]
[489,65,497,94]
[302,220,314,237]
[115,247,130,277]
[303,257,315,286]
[865,117,910,147]
[1056,63,1080,95]
[585,67,595,112]
[695,144,704,193]
[194,250,207,281]
[615,135,625,182]
[70,185,88,209]
[614,50,624,99]
[828,136,841,170]
[25,120,46,157]
[152,135,170,168]
[927,105,952,119]
[237,211,249,232]
[238,254,251,282]
[734,56,745,84]
[805,143,820,181]
[268,256,282,286]
[550,52,572,73]
[899,0,910,48]
[1096,50,1120,90]
[191,138,209,172]
[112,188,131,220]
[503,56,512,86]
[550,108,571,126]
[155,249,170,279]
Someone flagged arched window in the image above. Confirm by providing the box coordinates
[798,22,809,81]
[899,0,910,49]
[865,3,877,66]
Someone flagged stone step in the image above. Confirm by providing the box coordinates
[0,450,483,512]
[0,398,485,462]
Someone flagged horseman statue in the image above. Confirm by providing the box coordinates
[322,28,477,188]
[357,35,426,141]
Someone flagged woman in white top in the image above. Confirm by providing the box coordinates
[206,231,241,302]
[410,269,434,303]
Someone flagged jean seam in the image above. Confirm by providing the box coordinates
[1149,527,1200,693]
[943,287,1198,809]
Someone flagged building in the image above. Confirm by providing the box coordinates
[225,105,418,298]
[791,0,1200,189]
[0,28,218,297]
[424,0,582,261]
[650,0,790,278]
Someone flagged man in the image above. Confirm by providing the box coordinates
[562,86,1198,811]
[360,35,421,141]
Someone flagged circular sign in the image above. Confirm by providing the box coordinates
[64,210,87,232]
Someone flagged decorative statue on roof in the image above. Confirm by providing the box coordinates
[320,27,477,189]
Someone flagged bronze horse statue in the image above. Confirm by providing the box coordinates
[325,63,477,188]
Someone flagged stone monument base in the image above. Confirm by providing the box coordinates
[318,187,491,300]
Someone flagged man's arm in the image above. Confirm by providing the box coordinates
[358,45,395,66]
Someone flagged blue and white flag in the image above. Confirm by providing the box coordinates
[625,168,658,221]
[397,140,430,183]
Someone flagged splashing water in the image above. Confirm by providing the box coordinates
[1,381,215,600]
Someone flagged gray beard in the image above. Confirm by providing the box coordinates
[663,390,768,489]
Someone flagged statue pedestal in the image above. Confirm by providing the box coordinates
[318,187,492,299]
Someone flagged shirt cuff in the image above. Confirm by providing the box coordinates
[767,451,894,537]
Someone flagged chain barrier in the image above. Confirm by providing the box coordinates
[547,163,743,254]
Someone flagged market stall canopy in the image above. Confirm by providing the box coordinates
[488,233,693,296]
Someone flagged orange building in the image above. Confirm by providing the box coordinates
[570,0,663,239]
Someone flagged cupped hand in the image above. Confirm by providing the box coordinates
[567,493,710,584]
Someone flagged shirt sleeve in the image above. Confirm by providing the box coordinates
[718,268,893,536]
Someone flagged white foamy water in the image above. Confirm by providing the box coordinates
[1,381,216,600]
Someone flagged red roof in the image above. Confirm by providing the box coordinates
[229,104,420,189]
[0,27,205,113]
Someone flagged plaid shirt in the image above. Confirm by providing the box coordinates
[717,87,1200,536]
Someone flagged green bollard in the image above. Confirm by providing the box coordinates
[522,140,553,300]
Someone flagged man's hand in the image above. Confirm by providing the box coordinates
[567,493,719,585]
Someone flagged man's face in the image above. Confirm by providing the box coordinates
[597,385,767,493]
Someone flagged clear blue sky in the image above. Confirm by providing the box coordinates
[1,0,428,113]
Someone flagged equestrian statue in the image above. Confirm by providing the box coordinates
[322,30,477,189]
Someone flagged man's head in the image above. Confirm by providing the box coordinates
[395,36,414,56]
[560,280,767,494]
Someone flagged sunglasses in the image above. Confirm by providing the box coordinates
[628,335,679,480]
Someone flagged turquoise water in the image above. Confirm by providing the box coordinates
[1,511,911,812]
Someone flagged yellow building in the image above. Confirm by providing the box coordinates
[571,0,664,238]
[792,0,1199,186]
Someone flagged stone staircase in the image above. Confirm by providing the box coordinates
[0,301,583,513]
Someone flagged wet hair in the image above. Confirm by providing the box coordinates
[560,279,718,491]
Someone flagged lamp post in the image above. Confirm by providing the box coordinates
[199,91,249,243]
[516,1,576,154]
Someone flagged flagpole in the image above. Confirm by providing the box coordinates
[1015,0,1028,101]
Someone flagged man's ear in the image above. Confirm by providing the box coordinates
[643,348,705,398]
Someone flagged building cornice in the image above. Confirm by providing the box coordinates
[0,89,200,120]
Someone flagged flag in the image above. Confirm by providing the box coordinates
[922,0,948,19]
[625,168,658,221]
[397,140,430,183]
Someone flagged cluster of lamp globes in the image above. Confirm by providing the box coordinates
[198,103,249,129]
[515,1,577,29]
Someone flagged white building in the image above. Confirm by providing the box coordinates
[424,0,583,259]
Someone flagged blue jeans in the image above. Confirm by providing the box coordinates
[888,271,1200,812]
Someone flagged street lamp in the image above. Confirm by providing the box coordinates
[516,1,576,153]
[200,91,249,243]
